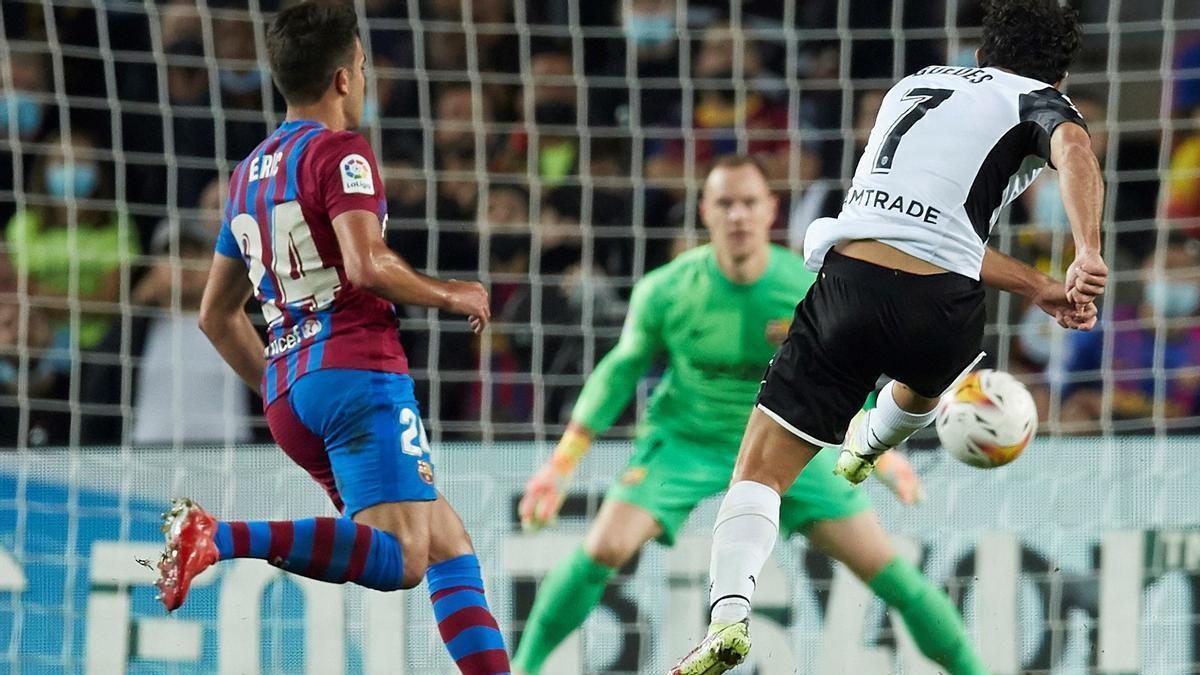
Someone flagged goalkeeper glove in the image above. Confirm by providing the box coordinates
[872,450,924,506]
[519,424,592,532]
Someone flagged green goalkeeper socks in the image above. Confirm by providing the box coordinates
[512,545,617,674]
[868,557,989,675]
[513,547,984,674]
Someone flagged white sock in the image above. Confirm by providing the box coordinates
[708,480,780,623]
[861,380,938,453]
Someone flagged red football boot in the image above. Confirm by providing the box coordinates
[153,498,219,612]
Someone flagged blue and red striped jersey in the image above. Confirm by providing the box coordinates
[215,120,408,404]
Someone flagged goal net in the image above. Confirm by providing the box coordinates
[0,0,1198,673]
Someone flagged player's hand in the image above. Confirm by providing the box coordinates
[1033,280,1098,331]
[872,451,924,506]
[443,280,490,333]
[519,461,574,533]
[519,425,591,532]
[1057,300,1097,330]
[1065,249,1108,305]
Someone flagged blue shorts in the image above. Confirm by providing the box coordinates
[267,369,437,518]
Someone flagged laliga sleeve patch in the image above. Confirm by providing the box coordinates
[339,153,375,195]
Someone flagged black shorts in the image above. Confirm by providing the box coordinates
[756,250,985,446]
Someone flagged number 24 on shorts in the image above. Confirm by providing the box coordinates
[399,407,429,457]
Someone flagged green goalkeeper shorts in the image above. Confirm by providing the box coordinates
[605,428,872,546]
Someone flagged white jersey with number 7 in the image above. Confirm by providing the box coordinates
[804,65,1087,280]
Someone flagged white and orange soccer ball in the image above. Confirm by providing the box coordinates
[935,369,1037,468]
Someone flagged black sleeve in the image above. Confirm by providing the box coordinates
[1019,87,1089,168]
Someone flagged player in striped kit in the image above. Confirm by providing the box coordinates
[148,4,510,672]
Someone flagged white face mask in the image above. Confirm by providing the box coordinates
[361,97,379,125]
[219,68,262,95]
[623,12,675,47]
[1033,178,1071,234]
[951,45,978,69]
[1018,304,1058,366]
[1144,279,1200,318]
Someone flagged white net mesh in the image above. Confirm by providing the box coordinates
[1,0,1199,673]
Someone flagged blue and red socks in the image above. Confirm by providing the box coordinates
[214,517,405,591]
[213,521,510,672]
[428,554,511,674]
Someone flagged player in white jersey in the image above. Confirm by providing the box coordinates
[671,1,1108,673]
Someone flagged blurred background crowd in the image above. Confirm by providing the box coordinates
[1,0,1198,447]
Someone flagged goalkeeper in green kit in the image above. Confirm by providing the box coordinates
[511,156,987,675]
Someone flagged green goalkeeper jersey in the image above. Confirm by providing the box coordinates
[572,243,815,447]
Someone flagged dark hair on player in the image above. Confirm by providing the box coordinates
[266,1,359,105]
[979,0,1081,85]
[705,154,771,184]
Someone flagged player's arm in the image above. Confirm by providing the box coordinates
[318,133,489,331]
[198,253,266,392]
[981,247,1097,330]
[519,275,666,532]
[333,211,489,332]
[1050,121,1108,305]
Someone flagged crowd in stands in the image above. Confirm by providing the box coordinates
[0,0,1197,445]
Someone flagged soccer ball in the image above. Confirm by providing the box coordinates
[935,370,1037,468]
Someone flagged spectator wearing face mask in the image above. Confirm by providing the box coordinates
[434,84,500,169]
[535,187,628,424]
[471,184,537,431]
[644,24,798,198]
[80,178,253,445]
[471,185,626,432]
[5,130,139,359]
[482,183,534,275]
[0,50,49,143]
[213,12,270,159]
[215,13,264,107]
[417,0,519,123]
[123,36,218,233]
[388,86,493,251]
[391,183,536,438]
[432,84,504,219]
[366,52,414,146]
[592,0,682,131]
[163,36,218,199]
[382,150,482,276]
[1059,237,1200,431]
[494,47,582,188]
[0,49,52,227]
